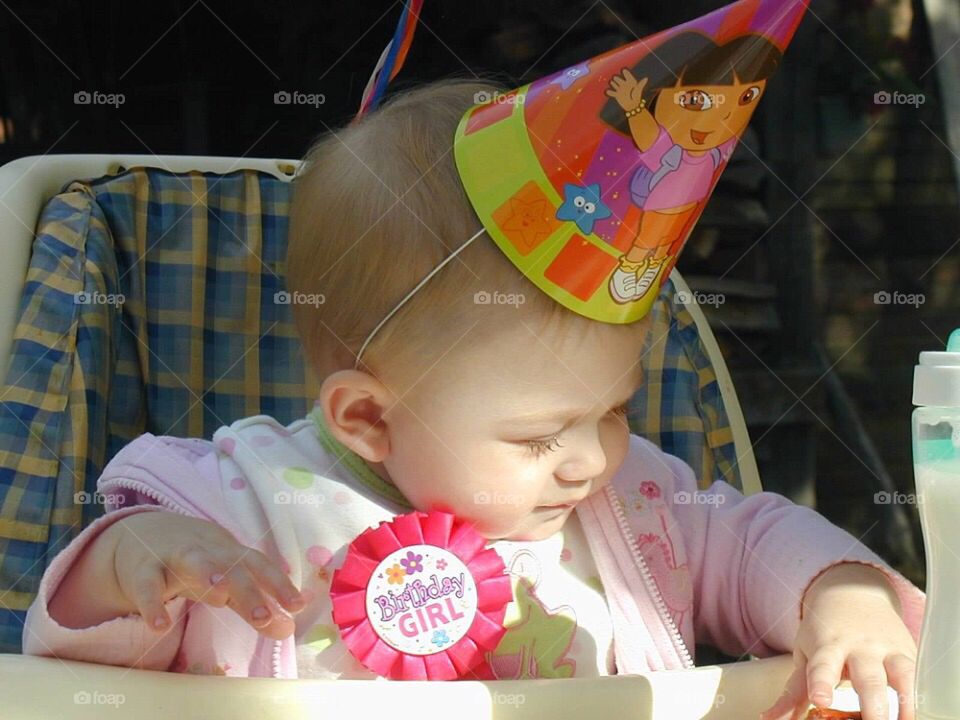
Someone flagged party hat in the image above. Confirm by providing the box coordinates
[454,0,809,323]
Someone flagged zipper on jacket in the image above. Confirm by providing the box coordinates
[606,484,694,669]
[100,478,194,516]
[272,638,283,678]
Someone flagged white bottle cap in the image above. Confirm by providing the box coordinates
[914,329,960,407]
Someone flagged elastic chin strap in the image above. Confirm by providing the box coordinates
[353,227,487,370]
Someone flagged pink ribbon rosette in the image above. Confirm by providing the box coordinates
[330,510,513,680]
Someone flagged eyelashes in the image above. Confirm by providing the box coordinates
[523,403,630,458]
[525,435,564,458]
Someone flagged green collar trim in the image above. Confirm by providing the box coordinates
[308,406,412,509]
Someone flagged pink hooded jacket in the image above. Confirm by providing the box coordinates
[22,411,926,678]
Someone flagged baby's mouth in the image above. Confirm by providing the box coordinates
[690,129,712,145]
[541,498,583,511]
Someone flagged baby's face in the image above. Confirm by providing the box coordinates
[379,317,649,541]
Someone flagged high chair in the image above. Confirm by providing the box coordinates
[0,154,772,719]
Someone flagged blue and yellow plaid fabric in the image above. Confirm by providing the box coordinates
[0,165,740,653]
[0,168,319,652]
[630,283,742,492]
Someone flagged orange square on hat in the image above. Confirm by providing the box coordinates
[544,234,619,301]
[492,181,562,255]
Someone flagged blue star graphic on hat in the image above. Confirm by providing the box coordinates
[555,182,612,235]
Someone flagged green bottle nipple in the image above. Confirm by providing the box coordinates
[948,329,960,352]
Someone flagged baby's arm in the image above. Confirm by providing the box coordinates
[26,502,303,670]
[23,505,190,670]
[25,432,304,671]
[665,454,924,658]
[48,512,146,628]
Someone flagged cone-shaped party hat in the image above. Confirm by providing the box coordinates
[454,0,809,323]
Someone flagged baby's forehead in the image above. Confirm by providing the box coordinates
[457,320,646,388]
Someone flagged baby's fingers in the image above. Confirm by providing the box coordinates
[761,653,809,720]
[885,654,916,720]
[806,645,846,706]
[125,562,174,634]
[161,546,231,606]
[848,655,892,720]
[242,549,304,613]
[219,566,295,640]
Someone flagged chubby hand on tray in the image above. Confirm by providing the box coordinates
[759,562,915,720]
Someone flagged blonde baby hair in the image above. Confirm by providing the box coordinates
[286,77,643,391]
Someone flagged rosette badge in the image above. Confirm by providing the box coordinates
[330,510,513,680]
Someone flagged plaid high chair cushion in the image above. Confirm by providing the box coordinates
[628,278,743,492]
[0,168,319,652]
[0,166,741,653]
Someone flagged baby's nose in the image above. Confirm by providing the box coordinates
[556,457,606,484]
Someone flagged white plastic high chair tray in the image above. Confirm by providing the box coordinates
[0,653,807,719]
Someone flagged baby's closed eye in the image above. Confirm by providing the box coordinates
[522,404,630,457]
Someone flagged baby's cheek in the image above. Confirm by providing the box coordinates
[454,483,533,538]
[598,423,631,477]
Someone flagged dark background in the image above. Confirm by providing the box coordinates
[1,0,957,592]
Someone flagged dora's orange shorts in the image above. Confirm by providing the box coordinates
[633,205,698,252]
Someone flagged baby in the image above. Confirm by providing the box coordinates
[24,80,923,720]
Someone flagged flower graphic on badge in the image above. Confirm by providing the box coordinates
[386,564,406,585]
[400,550,423,575]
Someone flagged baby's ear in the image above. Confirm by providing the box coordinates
[319,369,392,462]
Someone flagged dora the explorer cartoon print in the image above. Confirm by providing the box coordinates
[599,32,783,304]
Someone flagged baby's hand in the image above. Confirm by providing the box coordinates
[112,512,306,640]
[761,564,916,720]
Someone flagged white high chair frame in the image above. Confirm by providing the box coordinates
[0,155,773,720]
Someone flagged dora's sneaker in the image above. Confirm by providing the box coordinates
[635,257,666,298]
[609,256,648,304]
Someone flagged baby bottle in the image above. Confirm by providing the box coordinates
[914,328,960,720]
